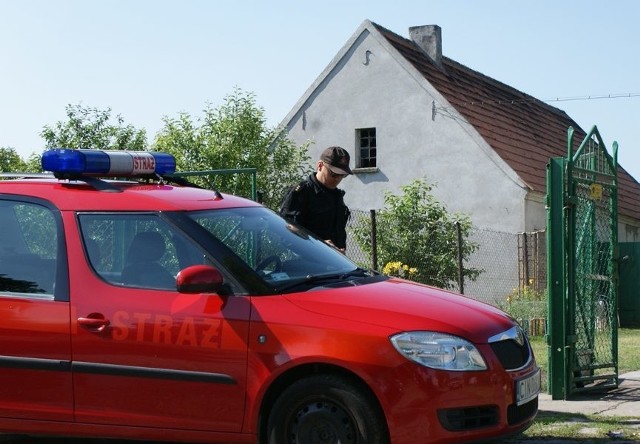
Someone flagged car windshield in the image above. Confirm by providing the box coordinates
[187,207,369,291]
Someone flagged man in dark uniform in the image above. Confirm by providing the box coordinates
[279,146,352,253]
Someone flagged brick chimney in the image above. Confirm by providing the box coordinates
[409,25,442,67]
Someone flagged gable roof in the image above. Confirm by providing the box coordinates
[372,22,640,221]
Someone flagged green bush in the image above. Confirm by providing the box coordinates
[351,179,480,289]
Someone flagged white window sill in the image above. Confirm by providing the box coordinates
[353,167,379,174]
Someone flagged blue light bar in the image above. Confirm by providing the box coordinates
[42,149,176,177]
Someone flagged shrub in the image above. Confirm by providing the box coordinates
[498,279,547,321]
[351,179,480,289]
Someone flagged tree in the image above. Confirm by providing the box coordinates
[153,88,312,210]
[351,179,481,289]
[24,153,43,173]
[40,104,147,151]
[0,147,28,172]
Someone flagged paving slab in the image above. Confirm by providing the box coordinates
[538,371,640,417]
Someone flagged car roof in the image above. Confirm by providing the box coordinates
[0,178,261,212]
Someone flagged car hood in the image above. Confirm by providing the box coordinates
[284,278,516,343]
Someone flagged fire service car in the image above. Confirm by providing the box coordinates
[0,149,539,443]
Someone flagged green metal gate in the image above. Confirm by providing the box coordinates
[619,242,640,327]
[546,126,619,399]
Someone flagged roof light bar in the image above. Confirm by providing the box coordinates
[42,149,176,177]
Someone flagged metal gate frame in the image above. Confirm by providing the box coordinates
[546,126,619,399]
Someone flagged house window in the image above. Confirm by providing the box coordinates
[357,128,376,168]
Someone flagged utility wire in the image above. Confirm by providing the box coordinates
[433,93,639,122]
[543,92,640,103]
[467,92,640,106]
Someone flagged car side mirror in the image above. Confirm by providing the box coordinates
[176,265,225,294]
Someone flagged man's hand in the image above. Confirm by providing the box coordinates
[325,239,346,254]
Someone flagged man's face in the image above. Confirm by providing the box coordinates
[317,161,347,189]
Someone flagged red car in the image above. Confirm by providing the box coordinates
[0,149,539,443]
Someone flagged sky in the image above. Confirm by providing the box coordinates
[1,0,638,178]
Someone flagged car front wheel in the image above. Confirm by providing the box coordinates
[267,374,389,444]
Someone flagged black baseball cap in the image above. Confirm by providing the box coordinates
[320,146,352,175]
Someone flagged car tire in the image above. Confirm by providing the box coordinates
[266,374,389,444]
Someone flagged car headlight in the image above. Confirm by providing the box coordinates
[390,331,487,371]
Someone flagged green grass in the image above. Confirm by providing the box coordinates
[516,328,640,441]
[521,411,640,441]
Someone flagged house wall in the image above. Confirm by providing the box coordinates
[619,216,640,242]
[285,28,529,234]
[524,193,547,232]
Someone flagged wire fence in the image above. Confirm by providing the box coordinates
[345,209,547,310]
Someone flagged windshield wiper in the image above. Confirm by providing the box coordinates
[275,268,376,293]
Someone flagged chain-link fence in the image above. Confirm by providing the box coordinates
[345,208,547,310]
[570,162,617,390]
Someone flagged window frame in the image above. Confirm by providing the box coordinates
[0,194,68,301]
[356,127,377,169]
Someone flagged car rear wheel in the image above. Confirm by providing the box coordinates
[267,374,389,444]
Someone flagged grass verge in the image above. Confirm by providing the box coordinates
[519,411,640,441]
[517,328,640,441]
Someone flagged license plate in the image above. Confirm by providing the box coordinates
[516,369,541,406]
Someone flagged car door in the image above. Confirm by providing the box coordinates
[68,212,251,432]
[0,197,72,421]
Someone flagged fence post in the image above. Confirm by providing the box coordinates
[547,156,568,399]
[522,232,529,292]
[370,209,378,271]
[456,221,464,294]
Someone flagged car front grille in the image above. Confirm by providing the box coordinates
[490,338,531,370]
[437,405,499,431]
[488,326,532,370]
[437,398,538,432]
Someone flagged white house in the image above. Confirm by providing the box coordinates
[280,19,640,239]
[279,20,640,305]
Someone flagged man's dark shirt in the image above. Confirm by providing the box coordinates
[279,173,350,249]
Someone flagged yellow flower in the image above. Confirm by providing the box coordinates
[382,261,402,275]
[382,261,418,279]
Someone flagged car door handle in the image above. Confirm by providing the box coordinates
[78,315,111,332]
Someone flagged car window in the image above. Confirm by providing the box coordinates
[188,207,358,287]
[78,213,207,290]
[0,200,58,296]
